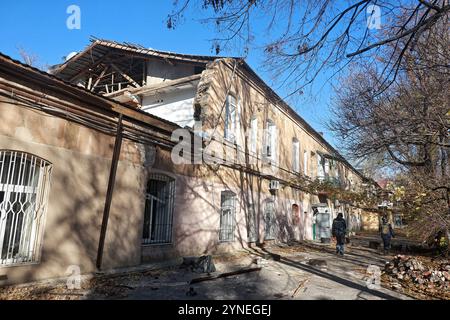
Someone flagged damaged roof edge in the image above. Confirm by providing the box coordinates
[51,37,234,78]
[0,52,181,134]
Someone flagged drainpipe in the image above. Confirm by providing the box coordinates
[96,113,123,270]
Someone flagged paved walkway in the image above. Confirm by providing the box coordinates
[119,242,411,300]
[0,239,414,300]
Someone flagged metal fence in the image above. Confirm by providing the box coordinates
[142,174,175,245]
[0,150,52,266]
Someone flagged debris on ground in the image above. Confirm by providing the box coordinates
[182,255,216,273]
[186,287,197,297]
[382,255,450,300]
[291,278,310,298]
[189,267,262,284]
[0,268,167,300]
[307,259,327,269]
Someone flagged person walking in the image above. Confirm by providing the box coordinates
[380,216,395,255]
[332,213,347,256]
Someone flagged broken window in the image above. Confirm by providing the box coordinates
[219,191,236,242]
[0,150,52,266]
[142,174,175,245]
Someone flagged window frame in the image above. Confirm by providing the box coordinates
[142,173,176,245]
[0,150,52,267]
[249,116,258,155]
[219,190,236,242]
[264,120,277,163]
[224,94,240,144]
[303,150,308,176]
[292,139,300,173]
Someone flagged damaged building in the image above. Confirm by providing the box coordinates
[0,39,374,285]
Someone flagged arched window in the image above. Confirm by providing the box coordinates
[142,173,175,245]
[0,150,52,265]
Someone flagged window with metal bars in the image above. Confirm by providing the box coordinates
[219,191,236,242]
[264,200,277,240]
[142,174,175,245]
[0,150,52,266]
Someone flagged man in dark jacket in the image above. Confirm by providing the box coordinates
[332,213,347,256]
[380,216,395,255]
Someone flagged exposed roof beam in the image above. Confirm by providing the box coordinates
[132,74,201,96]
[110,63,140,88]
[91,65,109,91]
[69,50,113,82]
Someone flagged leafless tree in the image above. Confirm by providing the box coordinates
[17,46,39,67]
[329,16,449,238]
[168,0,450,95]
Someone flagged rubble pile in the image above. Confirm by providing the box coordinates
[383,255,450,299]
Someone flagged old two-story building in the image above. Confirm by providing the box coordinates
[0,39,372,285]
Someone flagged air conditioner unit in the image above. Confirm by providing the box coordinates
[269,180,280,191]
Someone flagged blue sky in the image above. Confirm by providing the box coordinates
[0,1,336,147]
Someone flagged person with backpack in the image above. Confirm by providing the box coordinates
[380,216,395,255]
[332,213,347,256]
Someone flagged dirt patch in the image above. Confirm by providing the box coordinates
[0,268,169,300]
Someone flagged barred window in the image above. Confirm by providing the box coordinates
[142,174,175,245]
[0,150,52,266]
[264,200,277,240]
[219,191,236,242]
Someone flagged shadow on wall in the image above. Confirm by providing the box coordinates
[0,139,145,285]
[161,62,308,259]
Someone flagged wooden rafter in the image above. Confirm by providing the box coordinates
[91,65,109,91]
[69,50,113,83]
[110,63,140,88]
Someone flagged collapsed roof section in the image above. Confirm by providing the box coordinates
[51,38,225,102]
